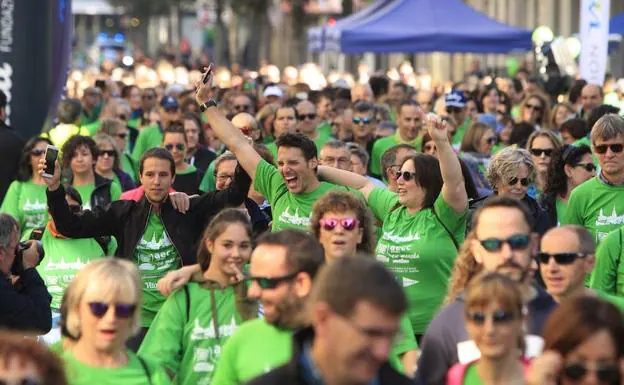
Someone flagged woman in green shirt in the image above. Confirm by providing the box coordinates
[446,272,528,385]
[1,137,53,240]
[61,258,172,385]
[318,116,468,338]
[138,209,257,385]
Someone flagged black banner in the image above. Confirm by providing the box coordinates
[0,0,72,139]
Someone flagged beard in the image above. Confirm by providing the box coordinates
[495,258,531,283]
[268,291,307,330]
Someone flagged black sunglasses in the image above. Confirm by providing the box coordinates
[248,272,298,289]
[352,116,372,125]
[164,143,185,152]
[446,106,462,114]
[394,170,417,182]
[536,252,586,265]
[466,310,516,325]
[164,107,179,113]
[486,137,498,145]
[507,177,530,187]
[142,94,155,100]
[115,132,129,139]
[0,378,42,385]
[234,104,250,111]
[88,302,136,319]
[574,163,596,172]
[99,150,116,158]
[594,143,624,154]
[525,103,543,112]
[479,234,530,252]
[563,362,620,383]
[529,148,553,157]
[31,148,46,156]
[298,113,317,121]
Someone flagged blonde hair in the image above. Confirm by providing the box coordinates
[519,92,552,129]
[460,122,494,153]
[590,113,624,143]
[65,258,142,339]
[550,102,575,128]
[486,147,535,190]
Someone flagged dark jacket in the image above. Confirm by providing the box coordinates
[244,198,270,238]
[188,146,217,173]
[467,194,555,235]
[0,268,52,333]
[0,122,24,203]
[66,173,116,210]
[416,284,557,385]
[47,166,250,266]
[113,168,137,192]
[246,327,414,385]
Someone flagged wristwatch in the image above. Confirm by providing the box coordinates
[199,99,217,112]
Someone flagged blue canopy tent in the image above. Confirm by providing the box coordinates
[307,0,393,52]
[611,12,624,35]
[319,0,532,54]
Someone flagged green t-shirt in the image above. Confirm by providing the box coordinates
[452,119,471,147]
[132,123,162,161]
[265,142,278,163]
[38,230,117,309]
[199,160,217,193]
[121,153,138,182]
[368,188,467,334]
[463,363,485,385]
[590,227,624,297]
[253,159,357,232]
[73,182,122,211]
[562,177,624,244]
[572,137,599,166]
[133,212,181,327]
[83,120,102,136]
[555,196,568,225]
[596,289,624,313]
[0,180,48,240]
[62,349,172,385]
[369,132,423,178]
[139,283,249,385]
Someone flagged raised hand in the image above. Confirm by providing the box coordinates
[425,113,450,143]
[195,63,215,106]
[37,158,61,191]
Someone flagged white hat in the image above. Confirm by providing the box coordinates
[263,85,284,98]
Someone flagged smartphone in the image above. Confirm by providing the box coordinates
[202,63,215,84]
[42,145,58,179]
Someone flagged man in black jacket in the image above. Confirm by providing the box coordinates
[0,213,52,333]
[0,90,24,203]
[40,147,250,349]
[247,257,413,385]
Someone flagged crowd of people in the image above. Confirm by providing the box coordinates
[1,54,624,385]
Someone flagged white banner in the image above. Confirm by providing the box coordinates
[579,0,611,85]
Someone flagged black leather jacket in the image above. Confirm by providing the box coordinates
[47,166,251,265]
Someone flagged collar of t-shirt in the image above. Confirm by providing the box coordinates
[394,129,419,147]
[598,171,624,187]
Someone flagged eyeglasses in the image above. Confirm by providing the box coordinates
[248,272,299,289]
[0,377,42,385]
[352,116,372,125]
[234,104,251,111]
[529,148,553,157]
[319,217,360,231]
[298,113,317,121]
[142,94,155,100]
[535,252,587,265]
[164,143,185,152]
[525,103,543,112]
[88,302,137,319]
[395,170,417,182]
[594,143,624,154]
[68,205,81,214]
[31,149,46,156]
[446,106,462,114]
[164,107,179,113]
[99,150,116,158]
[114,132,128,139]
[573,163,596,172]
[216,174,234,182]
[479,234,531,252]
[507,177,530,187]
[117,114,128,121]
[563,362,620,383]
[466,310,516,325]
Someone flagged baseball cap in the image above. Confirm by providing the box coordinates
[263,85,284,98]
[444,90,466,109]
[160,95,179,109]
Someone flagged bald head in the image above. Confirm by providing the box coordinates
[232,112,261,141]
[351,84,374,103]
[541,225,596,255]
[581,84,603,114]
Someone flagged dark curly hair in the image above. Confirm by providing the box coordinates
[17,137,53,181]
[60,135,99,172]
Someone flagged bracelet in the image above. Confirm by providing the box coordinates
[199,100,217,112]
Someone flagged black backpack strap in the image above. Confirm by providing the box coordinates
[137,356,153,385]
[184,285,191,323]
[431,206,459,251]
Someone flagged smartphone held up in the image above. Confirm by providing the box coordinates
[42,145,58,179]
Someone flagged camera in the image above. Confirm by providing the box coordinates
[10,229,45,275]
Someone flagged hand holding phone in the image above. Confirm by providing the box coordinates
[42,145,58,179]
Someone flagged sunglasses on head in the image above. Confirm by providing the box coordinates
[479,234,530,252]
[507,177,530,187]
[394,170,417,182]
[530,148,553,157]
[574,163,596,172]
[563,362,620,383]
[466,310,516,325]
[0,378,42,385]
[248,272,298,289]
[352,116,372,125]
[31,148,46,156]
[99,150,116,158]
[319,217,360,231]
[525,103,542,112]
[535,252,586,265]
[594,143,624,154]
[88,302,136,319]
[298,113,317,121]
[164,143,185,152]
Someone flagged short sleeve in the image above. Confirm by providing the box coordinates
[110,181,122,201]
[253,159,285,204]
[0,181,22,222]
[590,229,622,295]
[561,188,584,226]
[367,187,399,222]
[433,194,468,236]
[391,314,418,356]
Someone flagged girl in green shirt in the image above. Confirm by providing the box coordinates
[138,209,258,385]
[0,137,53,240]
[318,116,468,337]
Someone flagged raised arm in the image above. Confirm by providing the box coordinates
[427,115,468,213]
[317,166,376,201]
[195,66,262,180]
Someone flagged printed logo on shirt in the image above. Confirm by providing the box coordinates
[23,199,47,227]
[136,233,174,271]
[190,316,238,341]
[278,207,310,227]
[595,207,624,227]
[402,277,419,287]
[42,257,90,294]
[190,316,239,384]
[380,231,421,243]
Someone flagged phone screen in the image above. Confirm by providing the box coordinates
[44,146,58,176]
